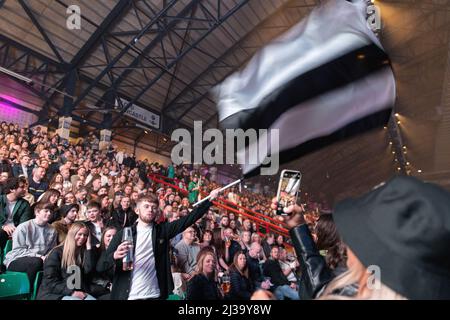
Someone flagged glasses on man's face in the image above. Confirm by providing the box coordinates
[186,230,196,234]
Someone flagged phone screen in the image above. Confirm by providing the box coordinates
[276,170,302,215]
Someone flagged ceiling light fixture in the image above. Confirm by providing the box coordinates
[0,66,33,84]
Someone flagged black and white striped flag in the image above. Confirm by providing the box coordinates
[214,0,396,178]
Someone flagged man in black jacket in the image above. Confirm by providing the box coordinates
[84,201,106,248]
[246,242,270,290]
[12,153,33,180]
[0,177,33,250]
[108,196,136,230]
[263,246,299,300]
[223,227,241,265]
[0,150,12,177]
[97,188,220,300]
[0,170,9,194]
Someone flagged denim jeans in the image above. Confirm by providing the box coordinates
[274,285,300,300]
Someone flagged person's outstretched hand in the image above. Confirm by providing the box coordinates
[209,188,220,201]
[271,197,306,229]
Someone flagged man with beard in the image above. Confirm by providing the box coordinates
[0,177,32,250]
[97,188,220,300]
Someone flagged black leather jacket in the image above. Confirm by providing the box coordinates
[289,224,357,299]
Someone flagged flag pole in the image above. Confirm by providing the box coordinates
[193,179,242,207]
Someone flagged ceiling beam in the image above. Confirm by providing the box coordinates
[18,0,65,64]
[163,0,303,130]
[67,0,132,67]
[111,0,250,125]
[68,0,181,112]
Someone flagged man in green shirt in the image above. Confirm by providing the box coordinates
[167,163,175,179]
[188,176,200,204]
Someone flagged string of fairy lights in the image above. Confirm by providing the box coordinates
[371,1,421,176]
[385,113,421,176]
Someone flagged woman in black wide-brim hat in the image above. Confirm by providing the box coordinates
[268,175,450,300]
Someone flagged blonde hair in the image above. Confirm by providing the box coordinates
[251,232,261,243]
[195,247,217,280]
[61,222,88,269]
[34,144,45,156]
[320,253,407,300]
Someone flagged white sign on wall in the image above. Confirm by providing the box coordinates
[115,98,160,129]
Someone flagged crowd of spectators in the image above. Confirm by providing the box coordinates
[0,121,310,300]
[2,119,449,301]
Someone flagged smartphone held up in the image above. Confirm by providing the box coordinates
[276,170,302,215]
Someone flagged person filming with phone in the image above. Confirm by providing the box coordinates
[261,175,450,300]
